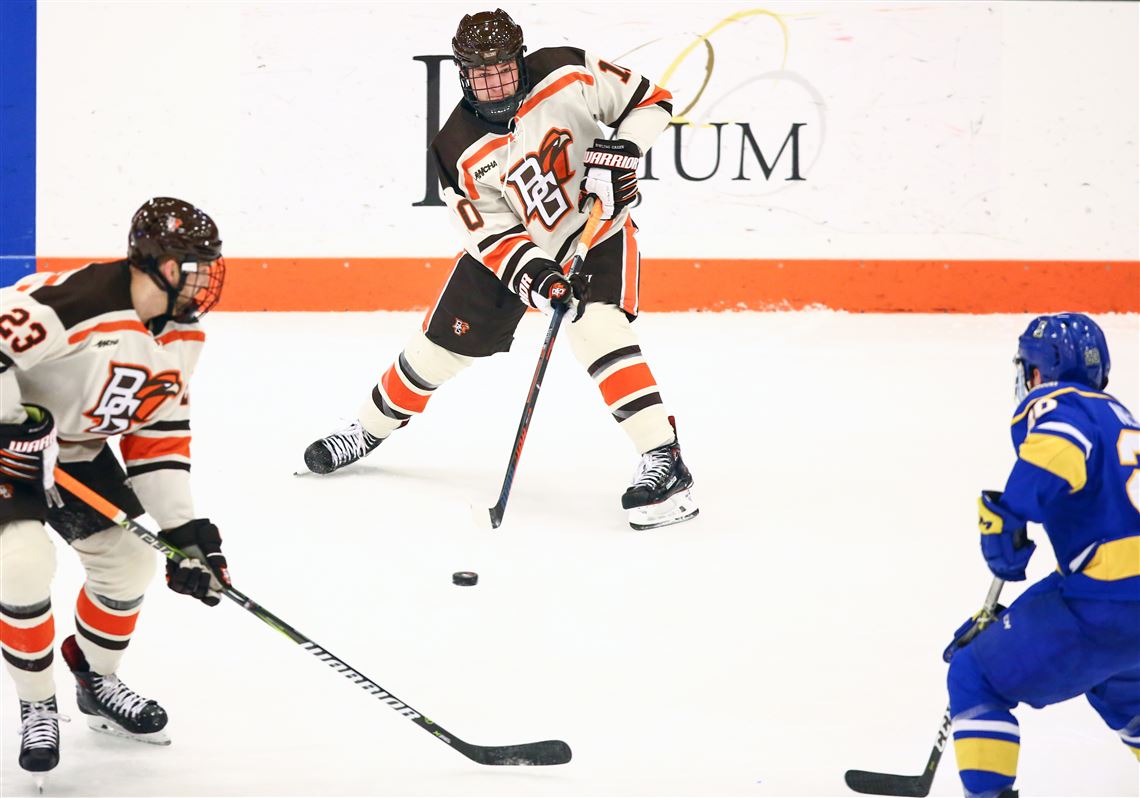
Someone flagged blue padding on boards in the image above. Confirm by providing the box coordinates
[0,2,36,286]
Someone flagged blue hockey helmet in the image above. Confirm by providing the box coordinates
[1014,313,1110,401]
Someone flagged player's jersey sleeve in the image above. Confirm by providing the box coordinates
[1000,394,1097,522]
[431,128,552,291]
[0,280,79,423]
[580,50,673,155]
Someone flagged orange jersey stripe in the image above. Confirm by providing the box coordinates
[120,434,191,462]
[588,217,619,249]
[158,330,206,345]
[599,362,657,406]
[68,320,148,345]
[483,235,531,272]
[76,588,139,638]
[0,615,55,654]
[462,135,512,200]
[516,72,595,121]
[621,218,638,315]
[636,85,673,109]
[381,364,431,413]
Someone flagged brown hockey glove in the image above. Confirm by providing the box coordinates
[578,138,642,221]
[513,259,587,320]
[159,519,231,607]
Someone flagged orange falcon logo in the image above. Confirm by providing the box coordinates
[85,363,183,435]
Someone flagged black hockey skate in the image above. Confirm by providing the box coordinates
[19,696,64,774]
[304,420,382,475]
[61,635,170,745]
[622,425,698,530]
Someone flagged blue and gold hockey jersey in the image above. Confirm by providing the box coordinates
[999,381,1140,600]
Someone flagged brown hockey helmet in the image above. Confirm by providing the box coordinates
[128,197,225,322]
[452,9,528,123]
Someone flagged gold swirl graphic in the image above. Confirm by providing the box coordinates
[658,9,790,124]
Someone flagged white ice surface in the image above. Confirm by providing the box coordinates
[2,311,1138,797]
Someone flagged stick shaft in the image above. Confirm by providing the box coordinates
[844,577,1007,795]
[52,468,571,766]
[488,203,605,528]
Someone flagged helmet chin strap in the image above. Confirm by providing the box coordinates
[142,261,190,324]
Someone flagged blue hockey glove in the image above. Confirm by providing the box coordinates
[942,602,1008,662]
[978,490,1035,581]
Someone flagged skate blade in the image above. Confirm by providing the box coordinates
[628,489,699,530]
[86,715,171,745]
[32,773,47,794]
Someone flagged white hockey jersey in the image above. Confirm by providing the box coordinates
[0,262,202,528]
[431,47,673,289]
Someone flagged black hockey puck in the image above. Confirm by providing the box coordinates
[452,571,479,586]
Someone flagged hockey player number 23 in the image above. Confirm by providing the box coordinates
[0,307,47,353]
[1118,429,1140,512]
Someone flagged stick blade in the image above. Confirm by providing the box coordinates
[844,769,930,797]
[487,504,504,529]
[464,739,572,766]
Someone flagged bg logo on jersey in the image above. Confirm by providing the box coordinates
[85,363,183,435]
[505,128,575,229]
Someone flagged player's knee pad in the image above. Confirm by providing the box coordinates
[71,525,157,600]
[948,645,1009,716]
[565,302,639,368]
[0,520,56,605]
[402,330,474,386]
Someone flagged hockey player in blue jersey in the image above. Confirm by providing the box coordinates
[941,313,1140,797]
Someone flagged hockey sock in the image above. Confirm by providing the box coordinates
[358,332,472,438]
[0,598,55,701]
[0,520,57,701]
[948,647,1019,797]
[567,303,673,453]
[73,586,143,675]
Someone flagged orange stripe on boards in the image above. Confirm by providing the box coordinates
[600,362,657,406]
[120,434,191,462]
[69,320,148,344]
[516,72,594,120]
[223,258,456,313]
[0,615,55,653]
[381,364,430,413]
[640,259,1140,313]
[37,257,1140,312]
[76,588,138,637]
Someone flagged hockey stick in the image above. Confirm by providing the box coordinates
[844,575,1006,796]
[53,468,572,766]
[484,201,605,529]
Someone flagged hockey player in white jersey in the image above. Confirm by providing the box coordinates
[305,9,697,530]
[0,197,232,783]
